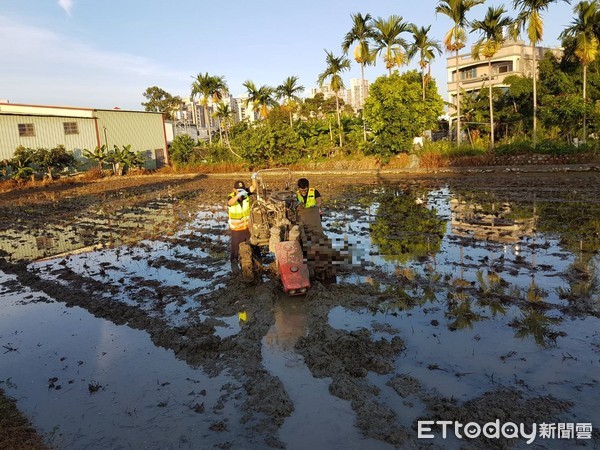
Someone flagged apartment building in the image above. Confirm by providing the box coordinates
[347,78,369,111]
[309,85,343,101]
[174,94,259,142]
[308,78,370,112]
[446,39,562,109]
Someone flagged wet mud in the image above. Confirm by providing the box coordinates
[1,168,599,448]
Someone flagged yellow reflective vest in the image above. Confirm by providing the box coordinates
[228,192,251,231]
[297,188,317,208]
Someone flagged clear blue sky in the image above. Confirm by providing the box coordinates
[1,0,575,110]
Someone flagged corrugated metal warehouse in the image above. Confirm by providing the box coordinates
[0,103,169,169]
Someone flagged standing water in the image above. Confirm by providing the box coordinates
[0,175,598,448]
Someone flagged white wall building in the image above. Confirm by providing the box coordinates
[309,85,342,101]
[178,94,245,141]
[309,78,370,113]
[346,78,369,111]
[446,39,562,114]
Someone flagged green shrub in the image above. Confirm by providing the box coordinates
[535,140,579,155]
[494,140,534,156]
[417,141,487,158]
[447,145,488,158]
[205,143,242,163]
[305,134,335,159]
[578,140,600,154]
[168,134,198,166]
[231,124,304,167]
[494,139,588,156]
[10,145,75,179]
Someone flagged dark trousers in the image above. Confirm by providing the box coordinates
[230,229,250,262]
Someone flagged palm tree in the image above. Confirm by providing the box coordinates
[276,76,305,127]
[559,0,600,141]
[317,50,351,147]
[214,102,241,158]
[342,13,376,141]
[191,73,228,145]
[213,102,228,142]
[242,80,277,120]
[408,25,443,100]
[372,15,412,75]
[511,0,570,147]
[471,6,513,150]
[436,0,485,147]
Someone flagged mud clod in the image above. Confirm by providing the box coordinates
[297,326,405,378]
[387,374,423,398]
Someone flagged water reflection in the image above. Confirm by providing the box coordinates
[526,278,548,303]
[450,195,537,244]
[558,259,600,300]
[509,308,563,348]
[3,182,599,353]
[477,296,508,317]
[446,299,487,331]
[537,201,600,254]
[370,189,445,264]
[264,297,308,351]
[0,200,195,262]
[324,184,600,348]
[0,226,91,261]
[475,270,506,295]
[0,279,244,449]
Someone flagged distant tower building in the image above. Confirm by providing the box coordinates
[347,78,369,112]
[309,85,342,100]
[232,96,258,123]
[176,94,247,141]
[309,79,369,113]
[171,98,198,141]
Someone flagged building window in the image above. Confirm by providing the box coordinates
[495,62,513,74]
[461,68,477,80]
[18,123,35,137]
[63,122,79,135]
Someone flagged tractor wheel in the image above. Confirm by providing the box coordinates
[239,242,255,282]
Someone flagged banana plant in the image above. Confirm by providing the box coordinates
[106,145,130,176]
[106,145,145,175]
[83,145,108,170]
[10,146,36,181]
[10,158,35,182]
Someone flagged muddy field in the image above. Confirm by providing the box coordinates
[0,168,599,449]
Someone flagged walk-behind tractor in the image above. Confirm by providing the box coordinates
[238,169,336,295]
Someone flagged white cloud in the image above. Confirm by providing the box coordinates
[0,16,190,109]
[58,0,74,16]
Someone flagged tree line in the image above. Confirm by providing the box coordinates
[142,1,600,167]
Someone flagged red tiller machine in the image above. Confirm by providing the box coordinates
[238,169,313,296]
[274,240,310,296]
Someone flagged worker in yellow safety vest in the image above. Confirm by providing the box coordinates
[227,175,257,271]
[296,178,322,209]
